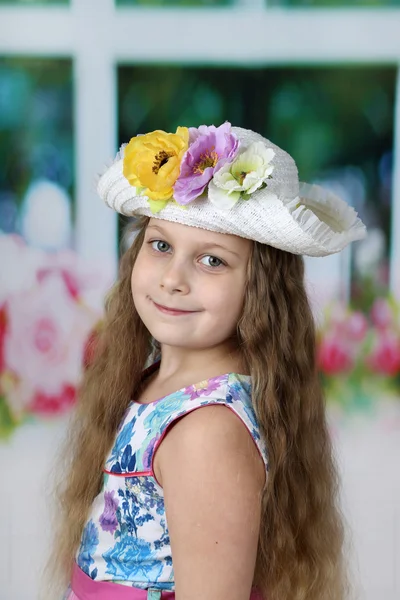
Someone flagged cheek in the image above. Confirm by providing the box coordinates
[206,277,246,322]
[131,253,149,299]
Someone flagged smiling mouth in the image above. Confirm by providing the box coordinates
[152,300,197,316]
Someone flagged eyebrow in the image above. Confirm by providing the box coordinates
[146,224,241,258]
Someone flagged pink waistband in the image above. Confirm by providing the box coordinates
[71,563,263,600]
[71,563,175,599]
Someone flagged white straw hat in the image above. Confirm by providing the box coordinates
[97,124,366,257]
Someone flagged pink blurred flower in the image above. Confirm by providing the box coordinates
[3,274,97,407]
[345,311,368,342]
[317,336,354,375]
[0,234,45,304]
[38,265,80,300]
[0,304,6,372]
[326,303,349,335]
[366,333,400,376]
[0,234,112,433]
[29,384,76,416]
[37,249,113,311]
[370,298,394,330]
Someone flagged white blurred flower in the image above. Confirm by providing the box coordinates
[20,179,72,251]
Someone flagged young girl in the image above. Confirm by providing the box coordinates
[49,123,366,600]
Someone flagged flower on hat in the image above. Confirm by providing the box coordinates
[208,141,275,210]
[173,122,239,205]
[123,127,189,213]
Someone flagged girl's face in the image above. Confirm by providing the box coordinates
[131,219,252,352]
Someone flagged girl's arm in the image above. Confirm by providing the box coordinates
[156,404,266,600]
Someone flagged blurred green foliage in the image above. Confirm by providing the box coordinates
[118,64,394,182]
[0,57,73,230]
[116,0,231,5]
[0,0,68,4]
[270,0,400,6]
[116,0,399,6]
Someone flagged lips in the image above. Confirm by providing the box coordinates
[152,300,197,316]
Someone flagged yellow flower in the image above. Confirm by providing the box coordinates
[123,127,189,205]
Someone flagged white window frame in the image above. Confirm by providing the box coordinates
[1,0,400,295]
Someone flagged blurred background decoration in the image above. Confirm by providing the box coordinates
[317,297,400,416]
[0,233,108,439]
[0,55,398,438]
[0,55,112,439]
[0,1,400,596]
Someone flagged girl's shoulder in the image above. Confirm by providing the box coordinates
[105,371,268,476]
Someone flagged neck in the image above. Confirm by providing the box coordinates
[156,339,246,383]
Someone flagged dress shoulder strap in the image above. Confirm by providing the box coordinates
[147,373,269,476]
[104,372,268,478]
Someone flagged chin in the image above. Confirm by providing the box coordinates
[146,326,207,350]
[151,334,194,349]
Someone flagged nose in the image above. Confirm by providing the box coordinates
[160,256,190,295]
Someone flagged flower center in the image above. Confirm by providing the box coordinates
[153,150,174,174]
[34,318,57,353]
[193,149,219,174]
[237,171,247,185]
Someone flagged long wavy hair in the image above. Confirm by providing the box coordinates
[46,216,349,600]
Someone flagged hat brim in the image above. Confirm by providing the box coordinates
[98,157,366,258]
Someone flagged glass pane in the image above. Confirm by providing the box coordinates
[117,0,232,6]
[0,0,69,4]
[118,64,395,310]
[269,0,400,6]
[0,57,73,233]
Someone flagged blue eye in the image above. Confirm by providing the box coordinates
[200,255,224,268]
[151,240,171,253]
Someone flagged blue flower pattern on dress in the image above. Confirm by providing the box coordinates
[76,372,268,591]
[77,519,99,579]
[107,417,137,473]
[103,536,164,581]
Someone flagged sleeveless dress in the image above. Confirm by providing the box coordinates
[68,369,268,600]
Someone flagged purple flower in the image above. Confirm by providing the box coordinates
[173,122,239,204]
[142,436,156,470]
[99,490,119,534]
[183,375,227,401]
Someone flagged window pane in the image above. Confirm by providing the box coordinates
[0,0,69,4]
[116,0,232,6]
[0,56,73,235]
[118,64,395,309]
[269,0,400,6]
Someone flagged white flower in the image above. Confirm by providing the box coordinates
[208,142,275,209]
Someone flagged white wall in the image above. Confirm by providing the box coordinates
[0,420,67,600]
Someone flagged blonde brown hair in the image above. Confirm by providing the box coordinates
[47,216,349,600]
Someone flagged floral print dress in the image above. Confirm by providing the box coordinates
[75,371,269,592]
